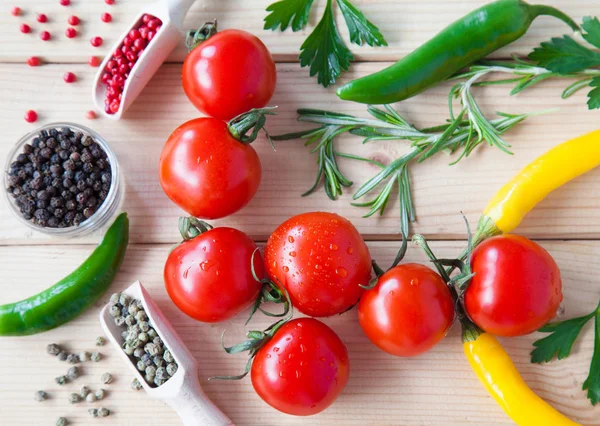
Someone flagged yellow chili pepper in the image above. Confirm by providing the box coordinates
[464,331,580,426]
[473,129,600,245]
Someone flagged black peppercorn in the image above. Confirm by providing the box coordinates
[77,180,87,192]
[83,207,95,218]
[40,148,52,159]
[63,159,76,171]
[66,199,76,211]
[46,138,58,149]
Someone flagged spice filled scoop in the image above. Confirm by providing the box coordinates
[93,0,197,119]
[99,281,233,426]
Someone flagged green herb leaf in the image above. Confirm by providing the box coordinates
[588,77,600,110]
[336,0,387,47]
[299,0,353,87]
[264,0,315,32]
[583,314,600,405]
[582,16,600,49]
[531,313,595,363]
[529,35,600,74]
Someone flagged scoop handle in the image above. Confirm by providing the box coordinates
[166,379,234,426]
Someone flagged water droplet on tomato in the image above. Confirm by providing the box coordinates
[183,266,191,279]
[320,357,326,362]
[200,260,215,271]
[273,347,280,353]
[272,260,278,269]
[288,235,295,243]
[266,354,271,359]
[286,337,291,341]
[330,243,338,251]
[295,370,301,379]
[315,264,322,270]
[410,278,419,286]
[282,266,290,272]
[300,344,305,353]
[279,371,285,378]
[289,251,296,257]
[347,247,354,254]
[335,267,348,278]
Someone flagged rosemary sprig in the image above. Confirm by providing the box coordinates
[273,106,532,236]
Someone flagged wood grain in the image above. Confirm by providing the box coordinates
[0,241,598,426]
[2,62,600,245]
[0,0,596,63]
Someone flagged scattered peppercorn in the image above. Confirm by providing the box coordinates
[40,30,50,41]
[96,336,105,346]
[88,408,99,418]
[100,372,113,384]
[11,6,21,16]
[55,375,67,385]
[68,392,82,404]
[66,353,79,364]
[27,56,41,66]
[95,388,106,400]
[98,407,110,417]
[86,110,97,120]
[67,15,79,25]
[80,385,91,398]
[66,366,80,380]
[101,12,112,23]
[37,13,48,23]
[63,72,76,83]
[24,109,37,123]
[56,417,68,426]
[47,343,62,355]
[88,56,101,67]
[91,351,102,362]
[86,392,97,403]
[6,126,112,228]
[60,0,71,6]
[105,0,115,4]
[20,23,31,33]
[34,390,48,402]
[90,36,103,47]
[79,351,90,362]
[65,27,76,38]
[131,378,143,391]
[57,351,68,361]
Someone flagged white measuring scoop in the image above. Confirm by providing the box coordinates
[99,281,234,426]
[92,0,196,119]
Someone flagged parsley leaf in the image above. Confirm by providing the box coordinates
[582,16,600,49]
[588,77,600,110]
[529,35,600,74]
[583,314,600,405]
[531,299,600,405]
[264,0,387,87]
[531,312,595,363]
[299,0,353,87]
[264,0,315,32]
[336,0,388,47]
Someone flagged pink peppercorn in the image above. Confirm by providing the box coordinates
[105,0,115,4]
[40,30,51,41]
[101,12,112,23]
[65,27,76,38]
[37,13,48,23]
[27,56,41,66]
[24,110,38,123]
[86,110,97,120]
[68,15,79,25]
[60,0,70,6]
[90,36,103,47]
[20,23,31,33]
[88,56,101,67]
[11,6,22,16]
[63,72,76,83]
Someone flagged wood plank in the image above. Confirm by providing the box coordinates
[0,241,598,425]
[0,0,596,63]
[2,62,600,244]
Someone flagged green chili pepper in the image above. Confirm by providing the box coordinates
[336,0,579,105]
[0,213,129,336]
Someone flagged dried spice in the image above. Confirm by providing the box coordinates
[100,372,113,384]
[34,390,48,402]
[66,366,80,380]
[96,336,105,346]
[90,351,102,362]
[56,417,68,426]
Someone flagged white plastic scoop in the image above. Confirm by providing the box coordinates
[92,0,196,119]
[99,281,234,426]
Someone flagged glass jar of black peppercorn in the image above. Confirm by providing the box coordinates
[3,123,122,237]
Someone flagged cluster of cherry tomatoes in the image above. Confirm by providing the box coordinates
[156,26,563,417]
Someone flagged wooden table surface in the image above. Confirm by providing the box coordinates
[1,1,599,425]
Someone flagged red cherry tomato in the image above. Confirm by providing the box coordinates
[182,29,276,121]
[164,226,264,322]
[358,263,455,357]
[251,318,349,416]
[159,117,261,219]
[465,235,562,337]
[264,212,372,317]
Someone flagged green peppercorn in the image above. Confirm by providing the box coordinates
[98,407,110,417]
[100,372,113,384]
[55,375,67,385]
[86,393,97,403]
[166,363,178,377]
[131,378,143,391]
[114,317,125,327]
[153,336,163,346]
[125,315,136,327]
[66,366,80,380]
[133,347,145,358]
[57,351,68,362]
[163,350,174,363]
[136,311,148,322]
[145,366,156,378]
[127,329,139,342]
[66,354,79,364]
[147,329,158,339]
[138,321,150,332]
[90,351,102,362]
[138,332,148,343]
[145,343,159,356]
[96,336,106,346]
[128,303,139,315]
[154,376,166,387]
[119,294,131,306]
[79,385,90,398]
[109,293,120,304]
[68,393,82,404]
[153,355,165,367]
[78,351,90,362]
[47,343,61,355]
[136,360,146,372]
[56,417,68,426]
[155,367,167,380]
[123,344,135,355]
[95,388,106,400]
[109,305,120,317]
[88,408,99,418]
[34,390,48,402]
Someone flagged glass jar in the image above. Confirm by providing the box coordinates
[3,122,122,237]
